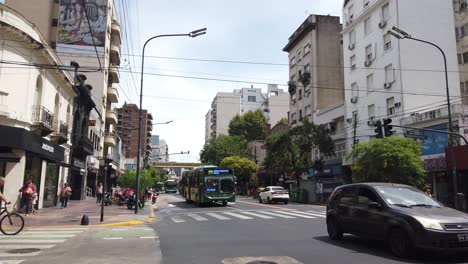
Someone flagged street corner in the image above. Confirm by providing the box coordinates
[97,220,145,227]
[222,256,303,264]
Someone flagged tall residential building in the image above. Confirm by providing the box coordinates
[5,0,122,198]
[157,139,169,163]
[454,0,468,106]
[283,14,346,187]
[205,85,289,142]
[342,0,461,202]
[115,103,153,161]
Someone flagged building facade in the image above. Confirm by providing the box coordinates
[5,0,123,199]
[0,4,77,208]
[454,0,468,106]
[205,85,289,142]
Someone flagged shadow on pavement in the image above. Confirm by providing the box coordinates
[314,235,468,263]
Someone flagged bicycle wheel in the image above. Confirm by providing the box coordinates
[0,213,25,235]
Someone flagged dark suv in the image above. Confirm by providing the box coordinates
[326,183,468,257]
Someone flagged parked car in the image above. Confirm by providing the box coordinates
[259,186,289,204]
[326,183,468,258]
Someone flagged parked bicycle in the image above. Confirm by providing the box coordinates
[0,203,25,235]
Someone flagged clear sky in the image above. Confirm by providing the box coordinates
[116,0,343,162]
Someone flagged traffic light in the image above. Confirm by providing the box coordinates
[374,120,383,138]
[383,118,393,137]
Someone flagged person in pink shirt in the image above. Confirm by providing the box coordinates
[96,182,103,204]
[60,183,72,208]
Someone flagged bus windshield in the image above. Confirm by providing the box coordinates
[205,177,219,192]
[220,178,234,193]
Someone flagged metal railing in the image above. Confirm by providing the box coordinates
[32,106,54,130]
[59,121,69,138]
[86,186,93,198]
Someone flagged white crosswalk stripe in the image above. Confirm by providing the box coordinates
[170,215,186,223]
[238,211,274,219]
[205,212,230,220]
[259,211,296,218]
[187,214,208,221]
[292,211,326,218]
[307,210,326,215]
[222,212,253,219]
[271,211,317,218]
[0,227,87,264]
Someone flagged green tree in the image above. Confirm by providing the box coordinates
[347,137,427,188]
[228,110,268,141]
[117,169,154,195]
[276,118,288,126]
[200,135,248,165]
[220,156,257,185]
[263,130,299,179]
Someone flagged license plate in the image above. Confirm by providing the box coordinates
[458,234,468,242]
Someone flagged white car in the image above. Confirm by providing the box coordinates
[259,186,289,204]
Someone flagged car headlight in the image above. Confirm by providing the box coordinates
[413,216,444,231]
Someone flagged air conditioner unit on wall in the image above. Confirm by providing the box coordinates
[379,21,387,29]
[350,96,358,103]
[394,102,402,108]
[367,120,374,126]
[384,82,393,89]
[364,59,372,67]
[348,43,355,50]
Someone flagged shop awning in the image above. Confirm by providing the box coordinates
[0,151,20,162]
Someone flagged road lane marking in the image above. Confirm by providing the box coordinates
[0,245,56,249]
[0,239,66,243]
[237,200,290,210]
[0,252,41,257]
[17,231,84,234]
[205,213,230,220]
[26,228,88,231]
[103,237,123,240]
[272,211,316,218]
[291,211,326,218]
[140,236,157,239]
[259,211,296,218]
[169,216,186,223]
[187,214,208,221]
[1,234,76,238]
[238,211,274,219]
[222,212,253,220]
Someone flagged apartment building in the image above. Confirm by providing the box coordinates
[205,85,289,142]
[454,0,468,106]
[5,0,123,198]
[115,103,153,161]
[0,5,78,208]
[283,14,346,186]
[342,0,461,202]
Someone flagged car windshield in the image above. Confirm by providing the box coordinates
[375,186,441,207]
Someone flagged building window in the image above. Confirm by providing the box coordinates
[456,28,460,40]
[297,49,302,61]
[304,63,310,73]
[461,82,465,93]
[304,44,311,55]
[387,97,395,115]
[381,3,390,22]
[368,104,375,120]
[385,64,394,83]
[298,89,302,100]
[290,56,296,67]
[350,55,356,70]
[299,110,303,121]
[349,29,356,45]
[384,34,392,50]
[305,105,311,116]
[463,52,468,64]
[351,82,358,98]
[465,81,468,93]
[364,17,371,35]
[313,148,320,160]
[248,96,256,102]
[366,73,374,92]
[291,112,297,123]
[459,53,463,64]
[462,25,466,37]
[348,5,354,22]
[365,44,373,61]
[335,142,346,158]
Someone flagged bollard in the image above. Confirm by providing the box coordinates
[81,214,89,225]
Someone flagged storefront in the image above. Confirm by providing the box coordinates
[0,125,65,209]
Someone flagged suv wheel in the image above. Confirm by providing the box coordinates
[388,228,412,258]
[327,217,343,240]
[267,197,271,204]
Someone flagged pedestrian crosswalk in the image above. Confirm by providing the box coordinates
[166,210,326,223]
[0,227,88,264]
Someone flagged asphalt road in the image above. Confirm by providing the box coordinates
[154,193,468,264]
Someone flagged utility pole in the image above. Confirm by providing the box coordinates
[350,118,358,184]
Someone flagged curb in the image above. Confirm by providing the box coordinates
[97,220,145,227]
[26,220,146,229]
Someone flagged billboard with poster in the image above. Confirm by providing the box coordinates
[57,0,107,53]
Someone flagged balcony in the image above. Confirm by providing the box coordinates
[106,109,118,125]
[109,66,120,84]
[146,143,152,150]
[147,122,153,131]
[147,113,153,120]
[78,136,93,156]
[110,43,121,66]
[31,106,54,136]
[147,130,151,137]
[400,103,462,126]
[104,131,116,147]
[111,19,121,45]
[107,83,119,103]
[51,121,69,144]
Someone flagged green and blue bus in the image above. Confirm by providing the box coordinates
[180,165,236,206]
[164,180,178,193]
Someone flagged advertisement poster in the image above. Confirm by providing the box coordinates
[57,0,107,53]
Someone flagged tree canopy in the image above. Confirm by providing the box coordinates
[228,110,268,141]
[347,137,427,188]
[117,167,168,195]
[200,135,248,165]
[220,156,257,185]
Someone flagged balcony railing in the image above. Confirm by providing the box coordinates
[59,121,69,138]
[401,103,462,126]
[51,121,69,144]
[32,106,54,135]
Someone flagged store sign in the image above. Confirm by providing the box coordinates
[74,159,85,169]
[42,143,54,153]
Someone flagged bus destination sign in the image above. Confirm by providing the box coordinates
[207,169,232,175]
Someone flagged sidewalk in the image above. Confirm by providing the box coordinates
[21,197,153,228]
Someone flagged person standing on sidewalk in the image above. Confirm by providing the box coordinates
[61,183,72,208]
[19,180,35,216]
[0,177,10,205]
[96,182,103,204]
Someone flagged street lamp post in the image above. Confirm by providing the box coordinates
[135,28,207,214]
[388,26,458,208]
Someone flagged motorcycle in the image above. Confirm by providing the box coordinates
[151,192,158,205]
[126,193,144,210]
[104,192,112,206]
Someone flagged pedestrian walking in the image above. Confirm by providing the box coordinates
[19,180,35,216]
[96,182,103,204]
[61,183,72,208]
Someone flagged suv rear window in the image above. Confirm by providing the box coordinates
[271,187,285,191]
